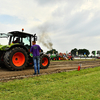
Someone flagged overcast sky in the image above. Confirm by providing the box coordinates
[0,0,100,54]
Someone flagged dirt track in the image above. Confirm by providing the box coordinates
[0,60,100,82]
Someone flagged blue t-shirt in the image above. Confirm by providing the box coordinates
[30,45,41,57]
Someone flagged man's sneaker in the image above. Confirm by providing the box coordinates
[33,73,36,75]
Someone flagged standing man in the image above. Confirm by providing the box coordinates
[30,41,41,75]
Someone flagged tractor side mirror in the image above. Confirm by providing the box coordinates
[34,36,37,41]
[32,34,37,41]
[34,34,37,41]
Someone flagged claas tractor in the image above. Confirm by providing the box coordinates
[0,30,50,71]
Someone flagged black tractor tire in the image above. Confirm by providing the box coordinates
[50,57,52,60]
[4,47,29,71]
[40,54,50,69]
[71,57,73,60]
[27,62,34,67]
[52,57,56,60]
[28,57,34,67]
[0,63,5,68]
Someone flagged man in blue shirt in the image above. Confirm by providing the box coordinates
[30,41,41,75]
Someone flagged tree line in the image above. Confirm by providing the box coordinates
[71,48,90,56]
[45,48,100,56]
[46,49,58,54]
[71,48,100,56]
[92,50,100,56]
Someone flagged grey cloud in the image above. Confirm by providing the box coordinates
[36,0,85,6]
[35,0,66,6]
[31,0,100,53]
[52,5,100,38]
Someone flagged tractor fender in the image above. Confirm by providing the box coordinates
[40,52,44,56]
[7,44,29,53]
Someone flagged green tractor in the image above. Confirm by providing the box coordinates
[50,54,61,60]
[0,31,50,70]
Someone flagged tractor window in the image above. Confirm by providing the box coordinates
[10,36,21,43]
[23,36,30,46]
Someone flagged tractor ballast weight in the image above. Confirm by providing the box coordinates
[0,31,50,70]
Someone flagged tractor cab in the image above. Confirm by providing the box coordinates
[8,31,37,50]
[0,31,37,50]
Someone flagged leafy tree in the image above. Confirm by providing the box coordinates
[92,51,95,56]
[46,49,58,54]
[78,49,90,56]
[82,49,90,56]
[71,48,78,56]
[97,51,100,56]
[71,48,90,56]
[78,49,83,55]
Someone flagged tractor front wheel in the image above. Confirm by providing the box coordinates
[40,54,50,69]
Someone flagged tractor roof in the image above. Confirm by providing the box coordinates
[8,31,34,37]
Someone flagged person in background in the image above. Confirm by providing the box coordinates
[30,41,41,75]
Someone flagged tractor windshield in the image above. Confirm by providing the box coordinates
[9,35,31,49]
[23,36,30,46]
[10,36,30,45]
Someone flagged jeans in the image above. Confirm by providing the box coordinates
[33,56,40,74]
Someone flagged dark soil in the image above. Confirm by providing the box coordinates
[0,60,100,82]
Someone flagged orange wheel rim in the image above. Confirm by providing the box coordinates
[42,57,48,66]
[12,52,25,67]
[59,57,61,60]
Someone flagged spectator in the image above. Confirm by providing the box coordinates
[30,41,41,75]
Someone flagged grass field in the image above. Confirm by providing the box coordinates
[0,66,100,100]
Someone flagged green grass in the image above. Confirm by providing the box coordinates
[0,67,100,100]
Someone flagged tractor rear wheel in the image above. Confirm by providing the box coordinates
[40,54,50,69]
[53,57,56,60]
[0,63,5,68]
[4,47,28,71]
